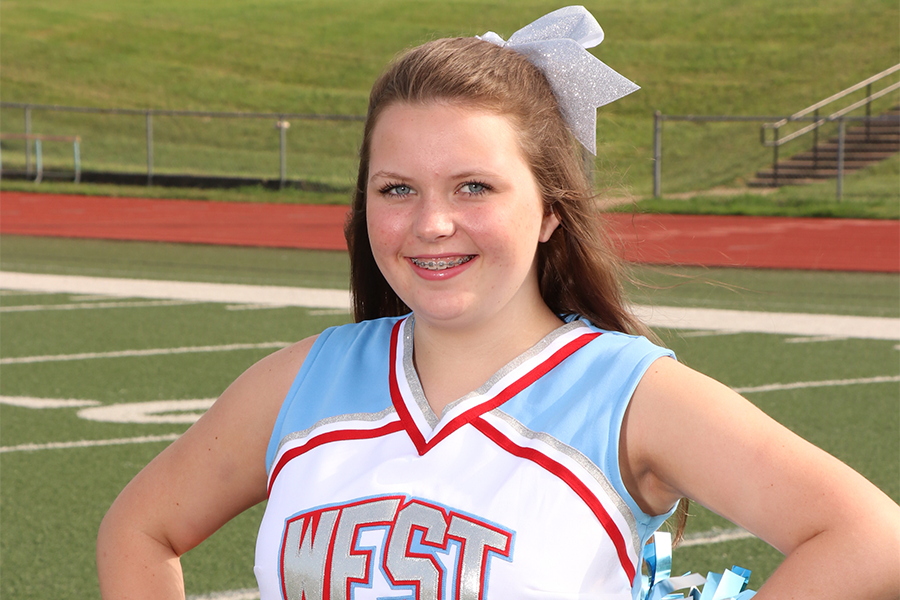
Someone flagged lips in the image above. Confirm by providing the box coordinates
[410,255,475,271]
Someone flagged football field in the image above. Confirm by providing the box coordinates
[1,234,898,598]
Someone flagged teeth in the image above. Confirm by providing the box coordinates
[411,256,473,271]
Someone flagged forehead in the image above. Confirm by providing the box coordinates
[368,102,528,173]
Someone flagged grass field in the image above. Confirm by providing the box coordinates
[2,0,898,199]
[1,234,898,598]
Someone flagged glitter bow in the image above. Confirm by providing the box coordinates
[478,5,639,155]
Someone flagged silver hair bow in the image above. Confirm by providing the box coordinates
[478,5,639,155]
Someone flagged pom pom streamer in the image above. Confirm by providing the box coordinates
[641,532,757,600]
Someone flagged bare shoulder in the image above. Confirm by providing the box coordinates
[196,335,321,476]
[100,335,321,558]
[622,356,899,555]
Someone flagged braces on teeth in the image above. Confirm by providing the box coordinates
[411,256,474,270]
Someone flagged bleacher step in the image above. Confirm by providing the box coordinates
[753,105,899,187]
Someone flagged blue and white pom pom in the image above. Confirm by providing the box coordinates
[640,531,757,600]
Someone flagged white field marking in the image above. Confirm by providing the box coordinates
[308,308,351,316]
[187,589,259,600]
[783,335,848,344]
[631,304,900,341]
[680,527,756,548]
[3,271,897,339]
[0,271,351,310]
[224,303,286,311]
[0,341,291,365]
[1,395,216,423]
[78,399,216,424]
[734,374,900,394]
[0,299,195,312]
[0,433,181,454]
[675,329,742,338]
[0,396,100,409]
[68,294,119,301]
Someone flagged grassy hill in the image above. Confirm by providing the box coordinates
[1,0,898,201]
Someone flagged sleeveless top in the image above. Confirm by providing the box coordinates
[255,315,676,599]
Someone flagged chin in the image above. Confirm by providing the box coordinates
[407,298,481,328]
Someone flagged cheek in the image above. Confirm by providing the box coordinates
[366,204,402,255]
[469,211,539,267]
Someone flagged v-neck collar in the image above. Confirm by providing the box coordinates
[388,315,601,455]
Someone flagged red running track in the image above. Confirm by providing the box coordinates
[1,191,897,272]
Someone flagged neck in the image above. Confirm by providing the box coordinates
[411,303,564,416]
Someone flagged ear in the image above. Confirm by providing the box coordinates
[538,209,560,243]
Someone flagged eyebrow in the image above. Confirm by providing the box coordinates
[368,169,501,183]
[368,170,406,183]
[450,170,499,180]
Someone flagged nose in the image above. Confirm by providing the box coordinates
[413,192,456,242]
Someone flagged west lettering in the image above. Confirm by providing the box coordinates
[279,496,513,600]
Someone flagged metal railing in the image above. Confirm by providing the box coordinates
[760,64,900,192]
[652,112,897,199]
[0,133,81,183]
[1,102,364,188]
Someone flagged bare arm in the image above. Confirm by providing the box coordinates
[97,336,316,599]
[621,357,900,599]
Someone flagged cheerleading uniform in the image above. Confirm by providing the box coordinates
[254,315,676,599]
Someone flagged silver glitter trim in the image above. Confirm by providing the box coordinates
[402,316,440,429]
[274,406,398,459]
[440,320,587,418]
[486,409,641,556]
[401,318,589,424]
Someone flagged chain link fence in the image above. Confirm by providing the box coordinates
[0,102,365,191]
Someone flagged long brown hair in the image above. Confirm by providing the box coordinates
[344,36,688,543]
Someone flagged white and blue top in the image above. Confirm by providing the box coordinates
[255,315,676,600]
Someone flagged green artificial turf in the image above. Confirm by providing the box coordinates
[1,235,898,597]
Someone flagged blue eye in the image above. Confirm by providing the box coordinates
[380,183,413,197]
[461,182,488,195]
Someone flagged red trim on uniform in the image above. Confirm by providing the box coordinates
[390,328,601,456]
[426,333,601,450]
[267,421,405,497]
[470,417,637,584]
[388,319,428,454]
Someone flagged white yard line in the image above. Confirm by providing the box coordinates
[0,342,291,365]
[734,375,900,394]
[0,396,100,408]
[631,304,900,341]
[675,329,743,338]
[0,271,351,310]
[0,299,195,312]
[3,271,897,339]
[782,335,848,344]
[680,527,756,548]
[0,433,181,454]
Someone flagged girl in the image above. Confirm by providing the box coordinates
[98,7,899,599]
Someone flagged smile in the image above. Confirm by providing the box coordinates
[410,256,475,271]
